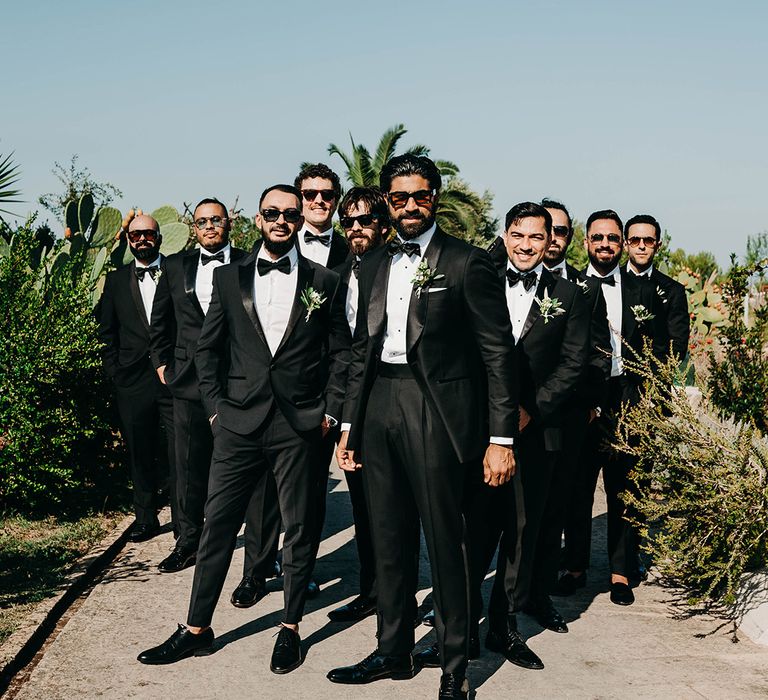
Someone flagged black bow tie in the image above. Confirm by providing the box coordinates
[351,258,360,279]
[387,239,421,258]
[135,266,159,281]
[304,231,331,245]
[257,257,291,276]
[201,251,225,266]
[589,274,616,286]
[506,269,538,291]
[549,267,563,278]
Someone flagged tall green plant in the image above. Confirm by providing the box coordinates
[0,152,22,216]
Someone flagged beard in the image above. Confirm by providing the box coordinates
[348,232,383,257]
[395,212,435,240]
[544,246,566,266]
[263,233,296,258]
[131,243,159,261]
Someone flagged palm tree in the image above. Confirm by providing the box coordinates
[327,124,494,245]
[0,151,22,217]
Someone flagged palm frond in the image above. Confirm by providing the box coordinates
[0,151,23,215]
[404,143,431,157]
[434,159,460,177]
[371,124,408,176]
[328,142,355,183]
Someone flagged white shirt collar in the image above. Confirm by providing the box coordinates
[545,260,567,274]
[396,223,437,251]
[627,262,653,277]
[301,225,334,246]
[586,262,620,279]
[200,243,231,261]
[136,255,161,268]
[257,243,298,270]
[507,260,544,278]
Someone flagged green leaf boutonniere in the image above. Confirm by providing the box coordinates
[631,304,655,323]
[300,285,326,321]
[411,259,445,298]
[534,288,566,323]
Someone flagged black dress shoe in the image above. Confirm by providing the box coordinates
[552,571,587,596]
[129,522,160,543]
[422,609,435,627]
[439,673,470,699]
[486,629,544,670]
[415,633,480,668]
[328,596,377,622]
[230,576,267,608]
[610,581,635,606]
[327,650,415,684]
[525,596,568,633]
[137,624,214,664]
[270,626,302,674]
[158,546,196,573]
[306,579,320,598]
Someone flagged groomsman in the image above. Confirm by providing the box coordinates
[328,155,518,700]
[326,186,389,623]
[138,184,351,673]
[149,198,249,573]
[98,214,175,543]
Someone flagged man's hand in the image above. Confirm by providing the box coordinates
[588,408,599,424]
[321,416,331,438]
[157,365,166,384]
[483,443,516,487]
[336,431,361,472]
[519,407,532,432]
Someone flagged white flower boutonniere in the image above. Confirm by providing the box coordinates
[656,285,668,304]
[411,260,445,298]
[153,269,163,284]
[576,278,589,295]
[534,288,566,323]
[300,285,326,321]
[631,304,655,323]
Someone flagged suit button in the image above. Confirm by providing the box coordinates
[270,363,276,370]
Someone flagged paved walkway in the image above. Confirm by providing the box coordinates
[15,462,768,699]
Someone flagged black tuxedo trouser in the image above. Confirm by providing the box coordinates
[562,376,639,577]
[114,375,174,527]
[344,468,377,600]
[361,369,470,677]
[187,407,320,627]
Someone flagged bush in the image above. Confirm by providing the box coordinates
[0,218,126,514]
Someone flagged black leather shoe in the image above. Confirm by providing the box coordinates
[610,581,635,606]
[327,650,415,684]
[486,629,544,670]
[422,609,435,627]
[439,673,470,699]
[270,626,302,674]
[552,571,587,596]
[129,522,160,543]
[306,579,320,598]
[137,624,214,664]
[328,596,377,622]
[415,633,480,668]
[525,596,568,633]
[230,576,267,608]
[158,546,196,573]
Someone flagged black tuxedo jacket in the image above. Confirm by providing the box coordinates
[344,227,518,463]
[98,259,164,389]
[505,267,590,451]
[149,247,247,401]
[194,249,351,436]
[647,267,690,362]
[326,230,351,269]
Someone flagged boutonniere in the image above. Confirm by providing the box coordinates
[631,304,655,323]
[576,278,590,295]
[411,259,445,298]
[300,285,326,321]
[534,288,566,323]
[153,269,163,284]
[656,285,668,304]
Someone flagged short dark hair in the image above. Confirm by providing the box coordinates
[338,186,389,223]
[379,154,442,193]
[586,209,623,233]
[540,198,572,231]
[258,184,302,209]
[624,213,661,240]
[294,163,341,200]
[504,201,552,235]
[193,197,228,217]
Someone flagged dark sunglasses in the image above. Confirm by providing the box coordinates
[261,208,302,224]
[127,229,159,242]
[552,225,570,237]
[340,214,379,230]
[627,236,658,248]
[589,232,622,245]
[387,189,435,209]
[302,189,336,203]
[194,216,228,229]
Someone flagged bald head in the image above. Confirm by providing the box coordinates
[127,214,162,263]
[128,214,159,233]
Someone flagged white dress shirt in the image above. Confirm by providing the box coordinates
[136,256,161,325]
[587,263,623,376]
[381,225,437,364]
[297,225,333,267]
[545,260,567,278]
[253,246,298,355]
[505,262,543,344]
[196,243,231,315]
[627,262,653,277]
[345,257,360,335]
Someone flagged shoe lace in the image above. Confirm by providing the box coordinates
[358,649,382,667]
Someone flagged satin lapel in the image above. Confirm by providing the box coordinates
[406,229,446,354]
[238,258,270,353]
[274,258,315,358]
[183,250,205,319]
[367,248,391,339]
[128,262,150,331]
[520,272,554,340]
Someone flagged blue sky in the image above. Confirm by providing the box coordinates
[4,0,766,266]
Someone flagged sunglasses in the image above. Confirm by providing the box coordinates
[387,189,435,209]
[127,229,159,242]
[552,225,570,237]
[194,216,228,229]
[302,189,336,203]
[340,214,379,230]
[589,232,622,245]
[261,208,302,224]
[627,236,658,248]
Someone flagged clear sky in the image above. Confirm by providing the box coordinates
[3,0,766,266]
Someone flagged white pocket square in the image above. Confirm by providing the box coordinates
[427,287,448,293]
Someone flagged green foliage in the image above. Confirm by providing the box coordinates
[151,204,180,227]
[668,248,720,280]
[676,269,726,338]
[745,232,768,279]
[565,221,588,270]
[0,219,124,513]
[0,151,22,216]
[159,221,192,256]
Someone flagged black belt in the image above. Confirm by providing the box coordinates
[377,362,414,379]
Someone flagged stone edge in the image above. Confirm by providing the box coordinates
[736,569,768,646]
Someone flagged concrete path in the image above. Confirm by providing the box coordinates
[15,463,768,699]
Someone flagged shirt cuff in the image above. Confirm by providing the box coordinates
[490,436,514,446]
[341,422,352,433]
[324,414,338,428]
